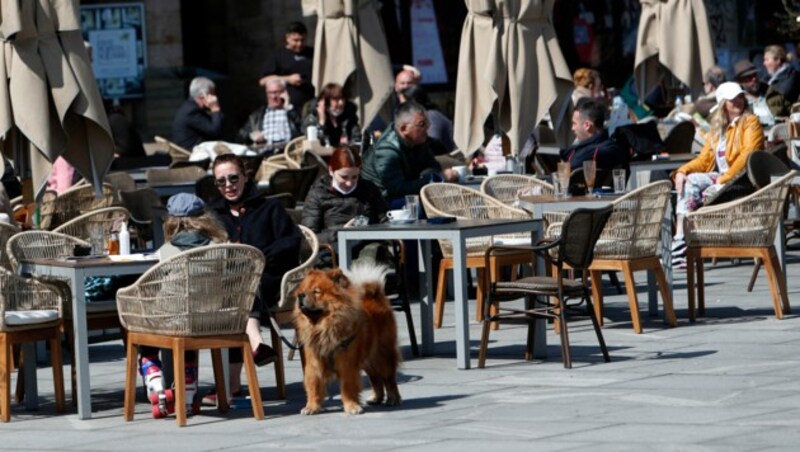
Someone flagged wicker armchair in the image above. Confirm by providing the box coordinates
[480,174,554,206]
[154,135,191,163]
[0,267,66,421]
[685,172,797,321]
[283,136,305,169]
[39,184,115,230]
[119,188,167,248]
[421,183,533,328]
[0,222,20,271]
[583,181,676,333]
[256,154,291,182]
[103,172,136,201]
[117,244,266,426]
[478,205,613,369]
[53,207,131,244]
[145,166,206,186]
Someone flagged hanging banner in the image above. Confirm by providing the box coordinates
[410,0,448,84]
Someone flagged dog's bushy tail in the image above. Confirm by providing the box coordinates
[344,261,389,299]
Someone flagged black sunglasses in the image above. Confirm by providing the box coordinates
[214,174,242,187]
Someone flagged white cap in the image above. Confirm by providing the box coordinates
[715,82,745,104]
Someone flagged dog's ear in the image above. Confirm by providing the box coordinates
[327,267,350,288]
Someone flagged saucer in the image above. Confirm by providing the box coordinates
[389,218,416,224]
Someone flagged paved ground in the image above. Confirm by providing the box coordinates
[4,255,800,451]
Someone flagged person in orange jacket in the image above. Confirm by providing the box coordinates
[670,82,764,267]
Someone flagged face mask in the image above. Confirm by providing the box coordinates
[331,177,357,195]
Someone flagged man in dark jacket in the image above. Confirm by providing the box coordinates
[560,97,628,170]
[762,44,800,117]
[171,77,224,150]
[238,78,302,154]
[258,21,315,114]
[361,101,458,207]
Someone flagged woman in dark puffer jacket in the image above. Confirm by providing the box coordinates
[302,146,388,262]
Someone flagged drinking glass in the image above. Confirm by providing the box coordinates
[88,221,105,255]
[582,160,596,196]
[556,162,571,197]
[613,169,627,194]
[405,195,420,220]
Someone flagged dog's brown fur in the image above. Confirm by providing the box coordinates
[293,266,401,415]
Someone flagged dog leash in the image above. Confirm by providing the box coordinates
[267,310,303,351]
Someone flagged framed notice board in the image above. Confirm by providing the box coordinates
[80,3,147,99]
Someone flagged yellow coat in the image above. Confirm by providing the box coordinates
[676,114,764,184]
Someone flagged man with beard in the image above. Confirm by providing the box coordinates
[733,59,773,126]
[302,83,360,146]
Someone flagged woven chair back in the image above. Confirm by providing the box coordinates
[480,174,553,205]
[119,188,163,223]
[559,205,613,270]
[594,180,672,259]
[39,184,115,230]
[0,267,63,331]
[6,231,88,272]
[268,166,319,203]
[421,183,529,257]
[53,207,131,243]
[116,244,265,337]
[104,172,136,197]
[283,136,305,169]
[277,225,319,310]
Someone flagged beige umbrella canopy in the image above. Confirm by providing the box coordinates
[0,0,114,198]
[303,0,394,131]
[634,0,715,100]
[454,0,572,156]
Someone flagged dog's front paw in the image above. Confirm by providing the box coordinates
[300,405,323,415]
[385,394,402,406]
[366,396,383,406]
[343,402,364,415]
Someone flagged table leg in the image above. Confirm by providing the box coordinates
[22,343,38,410]
[72,269,92,419]
[775,220,786,289]
[419,240,434,356]
[451,234,470,369]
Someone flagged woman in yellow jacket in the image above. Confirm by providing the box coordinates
[671,82,764,266]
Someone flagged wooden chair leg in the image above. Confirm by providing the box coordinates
[761,248,786,319]
[49,333,65,414]
[653,264,677,327]
[697,254,705,316]
[620,262,643,334]
[14,350,23,404]
[210,349,229,413]
[172,340,187,427]
[123,337,138,421]
[589,270,604,326]
[768,248,791,315]
[1,335,10,422]
[270,325,286,399]
[475,268,485,323]
[747,258,762,292]
[686,249,697,321]
[242,342,264,420]
[434,262,448,329]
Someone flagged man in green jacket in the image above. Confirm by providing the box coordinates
[362,101,458,207]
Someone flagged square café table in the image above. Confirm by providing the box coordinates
[337,218,538,370]
[19,255,158,420]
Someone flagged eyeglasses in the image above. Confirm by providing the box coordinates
[214,174,242,187]
[413,119,430,129]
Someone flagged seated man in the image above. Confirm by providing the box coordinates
[559,97,628,170]
[762,44,800,117]
[734,59,773,126]
[171,77,224,150]
[237,79,302,154]
[361,101,458,208]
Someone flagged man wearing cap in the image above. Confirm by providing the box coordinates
[670,82,764,268]
[733,59,773,125]
[762,45,800,117]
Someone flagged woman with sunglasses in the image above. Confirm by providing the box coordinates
[301,146,388,266]
[206,153,302,404]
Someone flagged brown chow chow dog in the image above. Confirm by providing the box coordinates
[293,263,401,415]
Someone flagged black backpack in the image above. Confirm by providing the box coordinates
[612,122,665,161]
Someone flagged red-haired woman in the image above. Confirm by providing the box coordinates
[302,146,388,262]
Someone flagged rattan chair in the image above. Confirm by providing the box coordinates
[585,181,676,333]
[117,244,266,426]
[269,225,319,373]
[53,207,131,243]
[420,183,533,328]
[283,136,305,169]
[663,121,696,154]
[478,205,613,368]
[0,267,66,421]
[39,184,115,231]
[480,174,554,206]
[155,135,191,163]
[104,172,137,202]
[0,222,20,271]
[266,166,319,204]
[685,172,797,321]
[119,188,167,248]
[256,155,291,182]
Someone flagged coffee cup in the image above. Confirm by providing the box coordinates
[387,209,411,221]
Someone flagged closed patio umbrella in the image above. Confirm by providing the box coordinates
[454,0,572,156]
[304,0,394,132]
[0,0,114,198]
[634,0,715,100]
